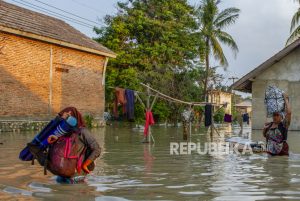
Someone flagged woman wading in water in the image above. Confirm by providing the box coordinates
[47,107,101,183]
[263,94,291,156]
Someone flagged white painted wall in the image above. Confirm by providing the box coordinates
[252,46,300,130]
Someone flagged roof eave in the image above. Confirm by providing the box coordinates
[231,38,300,93]
[0,25,117,58]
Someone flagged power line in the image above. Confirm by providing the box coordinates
[10,0,94,29]
[32,0,103,26]
[69,0,106,15]
[18,0,96,27]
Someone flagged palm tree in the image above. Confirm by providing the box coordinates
[196,0,240,101]
[287,0,300,44]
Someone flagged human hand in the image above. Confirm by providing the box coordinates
[263,122,271,129]
[47,135,58,144]
[82,159,93,174]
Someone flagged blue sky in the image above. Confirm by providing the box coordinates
[4,0,298,85]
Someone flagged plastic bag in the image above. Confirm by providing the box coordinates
[264,86,285,118]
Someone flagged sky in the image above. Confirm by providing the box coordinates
[4,0,298,86]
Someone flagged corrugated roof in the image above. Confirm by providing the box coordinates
[0,1,116,57]
[231,38,300,93]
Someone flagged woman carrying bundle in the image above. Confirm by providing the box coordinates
[47,107,101,183]
[263,93,291,156]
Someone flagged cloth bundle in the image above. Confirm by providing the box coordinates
[182,108,195,123]
[224,114,232,123]
[264,86,285,118]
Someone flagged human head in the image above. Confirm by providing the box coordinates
[272,112,282,124]
[58,107,85,128]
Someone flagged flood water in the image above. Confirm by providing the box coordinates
[1,124,300,201]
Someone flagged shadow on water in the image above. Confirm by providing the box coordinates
[1,125,300,200]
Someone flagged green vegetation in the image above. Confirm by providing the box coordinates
[213,107,225,123]
[84,114,94,128]
[94,0,239,124]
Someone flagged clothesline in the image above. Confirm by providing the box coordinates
[140,83,226,107]
[108,84,227,107]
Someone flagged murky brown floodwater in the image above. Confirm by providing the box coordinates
[1,124,300,201]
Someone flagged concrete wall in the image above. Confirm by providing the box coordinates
[252,46,300,130]
[0,32,106,120]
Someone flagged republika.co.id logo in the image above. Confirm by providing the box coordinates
[170,142,266,155]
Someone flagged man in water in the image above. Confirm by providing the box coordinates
[263,94,291,156]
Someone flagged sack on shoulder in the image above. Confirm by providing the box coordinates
[47,133,85,178]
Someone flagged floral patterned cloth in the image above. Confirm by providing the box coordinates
[266,127,284,155]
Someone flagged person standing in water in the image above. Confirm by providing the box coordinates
[263,94,291,156]
[47,107,101,183]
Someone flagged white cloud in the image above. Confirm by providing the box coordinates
[214,0,298,80]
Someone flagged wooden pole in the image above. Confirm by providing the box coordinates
[146,83,151,143]
[48,45,53,116]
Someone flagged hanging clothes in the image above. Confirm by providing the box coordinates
[205,104,212,127]
[144,110,155,137]
[224,114,232,123]
[243,113,250,124]
[113,87,127,118]
[125,89,135,120]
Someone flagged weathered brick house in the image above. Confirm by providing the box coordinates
[0,1,116,121]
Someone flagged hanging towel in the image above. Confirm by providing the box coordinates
[125,89,135,120]
[243,113,250,124]
[144,110,155,137]
[224,114,232,123]
[113,87,127,118]
[205,104,212,127]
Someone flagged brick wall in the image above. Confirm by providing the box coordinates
[0,31,106,120]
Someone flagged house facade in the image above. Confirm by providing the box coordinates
[235,99,252,115]
[208,90,232,114]
[232,39,300,130]
[0,1,116,121]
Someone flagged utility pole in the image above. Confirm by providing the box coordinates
[229,76,239,90]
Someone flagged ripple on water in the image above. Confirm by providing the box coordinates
[166,184,198,189]
[28,182,52,193]
[178,191,205,195]
[2,186,32,196]
[95,196,130,201]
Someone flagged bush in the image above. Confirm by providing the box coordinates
[213,108,225,123]
[84,114,94,128]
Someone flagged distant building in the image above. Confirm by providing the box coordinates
[235,99,252,115]
[0,1,116,120]
[208,90,232,114]
[232,38,300,130]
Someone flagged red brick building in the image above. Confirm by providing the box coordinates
[0,1,116,120]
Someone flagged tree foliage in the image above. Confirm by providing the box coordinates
[94,0,239,123]
[287,1,300,44]
[195,0,239,100]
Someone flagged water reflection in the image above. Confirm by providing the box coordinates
[0,125,300,200]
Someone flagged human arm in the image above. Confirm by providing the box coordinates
[283,93,291,128]
[81,128,101,173]
[263,122,272,138]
